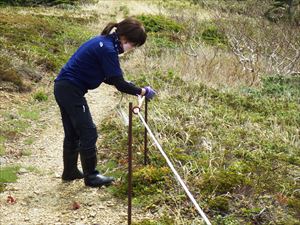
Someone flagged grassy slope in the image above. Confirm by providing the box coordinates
[100,72,300,225]
[0,5,94,88]
[97,1,300,225]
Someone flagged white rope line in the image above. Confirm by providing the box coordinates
[137,111,212,225]
[115,93,129,126]
[116,105,129,126]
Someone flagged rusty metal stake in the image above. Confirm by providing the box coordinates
[128,102,133,225]
[144,99,148,165]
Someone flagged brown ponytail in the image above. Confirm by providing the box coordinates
[101,22,118,35]
[101,17,147,47]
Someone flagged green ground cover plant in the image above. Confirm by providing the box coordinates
[137,14,184,33]
[0,11,93,71]
[33,90,48,102]
[0,6,94,90]
[0,136,6,156]
[200,22,228,47]
[0,55,30,91]
[135,14,184,56]
[0,165,20,193]
[0,165,20,183]
[132,215,174,225]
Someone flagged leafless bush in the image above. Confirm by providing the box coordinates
[123,3,299,90]
[218,16,300,83]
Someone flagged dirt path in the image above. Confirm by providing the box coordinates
[0,85,145,225]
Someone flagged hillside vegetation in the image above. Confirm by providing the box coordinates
[0,0,299,224]
[100,1,300,224]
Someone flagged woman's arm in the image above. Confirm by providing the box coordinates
[104,76,145,96]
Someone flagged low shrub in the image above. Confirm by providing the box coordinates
[33,90,48,102]
[208,196,230,214]
[137,14,184,33]
[201,23,228,47]
[260,75,300,99]
[199,168,252,195]
[110,165,171,198]
[0,56,23,89]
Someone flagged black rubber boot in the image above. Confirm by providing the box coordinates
[80,152,114,187]
[62,148,84,181]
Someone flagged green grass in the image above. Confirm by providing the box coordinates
[0,136,6,156]
[19,109,40,121]
[137,14,184,33]
[3,119,30,134]
[24,137,34,145]
[0,165,20,183]
[243,75,300,100]
[132,215,174,225]
[0,165,20,193]
[0,6,94,90]
[0,96,49,156]
[145,33,179,56]
[135,14,185,56]
[33,90,48,102]
[200,22,228,47]
[0,11,94,72]
[25,166,41,174]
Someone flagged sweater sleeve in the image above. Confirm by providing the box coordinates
[104,76,142,96]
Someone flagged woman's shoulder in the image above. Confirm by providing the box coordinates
[96,35,116,53]
[79,35,117,57]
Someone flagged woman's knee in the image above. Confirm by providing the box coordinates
[63,137,79,150]
[79,127,98,150]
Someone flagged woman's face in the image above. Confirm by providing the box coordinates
[122,42,135,52]
[120,37,136,53]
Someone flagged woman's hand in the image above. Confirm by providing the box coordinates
[142,86,156,100]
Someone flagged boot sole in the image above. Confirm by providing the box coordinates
[62,177,84,182]
[85,181,114,187]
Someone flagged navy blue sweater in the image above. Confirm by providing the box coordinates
[55,33,141,95]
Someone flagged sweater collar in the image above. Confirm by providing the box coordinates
[109,32,124,54]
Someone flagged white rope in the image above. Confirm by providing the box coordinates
[137,111,212,225]
[115,93,129,126]
[116,106,129,126]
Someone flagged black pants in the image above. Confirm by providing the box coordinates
[54,80,98,157]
